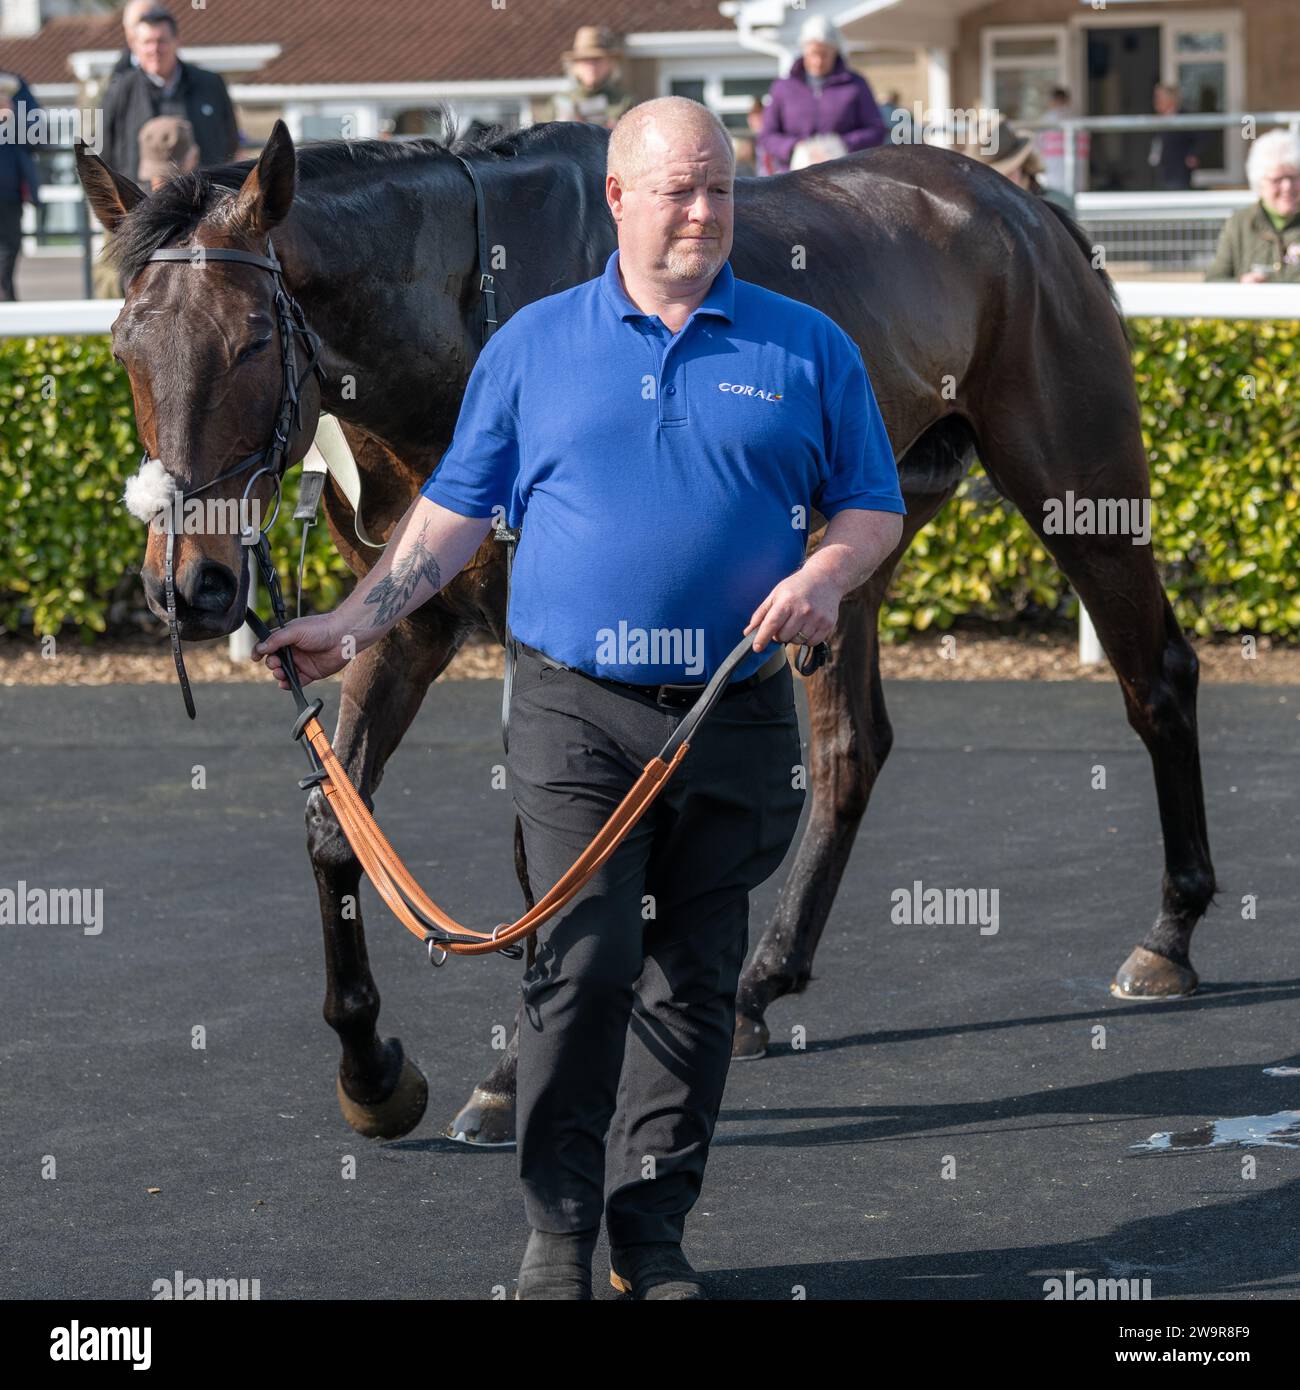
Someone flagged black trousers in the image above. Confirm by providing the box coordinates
[0,201,23,301]
[506,642,805,1247]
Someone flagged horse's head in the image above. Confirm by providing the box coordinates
[77,120,322,639]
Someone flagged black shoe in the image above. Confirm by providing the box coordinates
[608,1242,707,1300]
[514,1226,599,1300]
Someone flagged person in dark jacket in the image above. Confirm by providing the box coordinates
[102,6,238,181]
[0,74,42,301]
[757,15,886,174]
[1148,83,1200,192]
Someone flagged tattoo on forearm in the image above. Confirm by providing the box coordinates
[362,520,442,627]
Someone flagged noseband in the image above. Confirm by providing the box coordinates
[136,242,325,718]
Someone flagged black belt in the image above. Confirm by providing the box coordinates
[516,640,788,709]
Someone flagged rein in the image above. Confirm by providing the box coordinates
[132,166,828,964]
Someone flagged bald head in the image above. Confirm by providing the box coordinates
[608,96,734,187]
[605,96,735,301]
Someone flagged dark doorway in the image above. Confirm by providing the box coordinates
[1085,26,1160,191]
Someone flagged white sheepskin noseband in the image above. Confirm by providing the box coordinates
[122,457,178,522]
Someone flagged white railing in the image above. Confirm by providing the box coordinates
[1115,282,1300,319]
[0,298,121,334]
[2,284,1297,668]
[1019,110,1300,198]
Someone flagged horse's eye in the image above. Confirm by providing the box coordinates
[236,337,271,365]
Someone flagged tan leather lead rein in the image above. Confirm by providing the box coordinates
[246,599,825,963]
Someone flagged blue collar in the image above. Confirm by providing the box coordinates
[599,248,735,326]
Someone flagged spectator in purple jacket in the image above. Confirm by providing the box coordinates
[757,15,886,174]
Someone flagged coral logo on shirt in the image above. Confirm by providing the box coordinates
[719,382,782,402]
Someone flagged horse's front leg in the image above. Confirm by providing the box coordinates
[308,609,464,1138]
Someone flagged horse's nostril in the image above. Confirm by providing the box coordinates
[187,560,240,614]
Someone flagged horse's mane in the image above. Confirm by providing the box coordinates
[107,114,602,285]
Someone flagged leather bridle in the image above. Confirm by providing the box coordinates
[126,161,827,963]
[134,242,325,718]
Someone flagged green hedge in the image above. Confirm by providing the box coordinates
[1,320,1296,642]
[887,318,1298,640]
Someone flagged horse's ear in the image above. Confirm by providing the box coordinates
[230,119,296,236]
[75,140,146,232]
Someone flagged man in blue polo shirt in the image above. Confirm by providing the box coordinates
[254,96,904,1299]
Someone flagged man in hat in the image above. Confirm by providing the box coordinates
[136,114,199,190]
[102,6,238,181]
[539,25,635,129]
[967,119,1076,217]
[0,74,42,301]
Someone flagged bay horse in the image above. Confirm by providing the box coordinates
[77,118,1215,1144]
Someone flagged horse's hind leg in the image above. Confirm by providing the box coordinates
[443,816,533,1146]
[308,611,464,1138]
[735,448,965,1058]
[976,399,1216,997]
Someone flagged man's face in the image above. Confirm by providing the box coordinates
[137,23,178,79]
[1260,165,1300,217]
[572,57,614,93]
[802,42,837,78]
[608,124,735,286]
[1153,86,1178,115]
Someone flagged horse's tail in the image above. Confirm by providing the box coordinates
[1041,198,1129,344]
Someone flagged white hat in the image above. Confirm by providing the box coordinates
[799,15,843,51]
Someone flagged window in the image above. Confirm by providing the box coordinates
[982,26,1069,122]
[661,61,779,132]
[1166,23,1238,177]
[721,77,775,101]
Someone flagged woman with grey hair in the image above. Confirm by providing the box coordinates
[1206,128,1300,283]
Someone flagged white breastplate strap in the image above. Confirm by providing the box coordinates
[306,413,386,549]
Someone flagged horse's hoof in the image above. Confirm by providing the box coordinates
[443,1088,516,1147]
[1111,946,1199,999]
[732,1013,769,1060]
[336,1046,428,1139]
